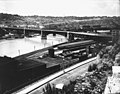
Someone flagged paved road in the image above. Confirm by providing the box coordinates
[30,58,96,94]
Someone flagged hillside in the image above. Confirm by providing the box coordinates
[0,13,120,30]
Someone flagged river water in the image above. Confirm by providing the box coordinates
[0,34,67,57]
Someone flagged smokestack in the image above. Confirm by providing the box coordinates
[48,48,54,58]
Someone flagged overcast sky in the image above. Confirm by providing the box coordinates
[0,0,119,16]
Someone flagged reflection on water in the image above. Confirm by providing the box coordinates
[0,34,67,57]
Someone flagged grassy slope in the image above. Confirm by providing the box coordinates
[0,13,120,30]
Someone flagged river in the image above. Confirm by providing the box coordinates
[0,34,67,57]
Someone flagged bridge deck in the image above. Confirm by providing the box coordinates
[72,32,112,37]
[1,27,112,38]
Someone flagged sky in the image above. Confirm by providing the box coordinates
[0,0,119,16]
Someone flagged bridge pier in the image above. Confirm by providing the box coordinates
[68,33,74,41]
[66,32,69,40]
[24,30,29,37]
[41,31,47,39]
[53,33,56,36]
[65,32,74,41]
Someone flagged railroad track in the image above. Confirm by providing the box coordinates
[12,57,96,94]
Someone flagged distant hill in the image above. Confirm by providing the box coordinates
[0,13,120,30]
[0,13,100,26]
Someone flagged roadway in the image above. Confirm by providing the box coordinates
[1,27,112,39]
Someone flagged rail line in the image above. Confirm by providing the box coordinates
[12,57,96,94]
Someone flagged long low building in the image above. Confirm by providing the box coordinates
[58,40,95,49]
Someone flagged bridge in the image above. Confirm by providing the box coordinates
[1,26,119,42]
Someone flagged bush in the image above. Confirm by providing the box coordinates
[43,83,57,94]
[92,63,97,70]
[42,81,76,94]
[88,63,97,72]
[88,64,92,72]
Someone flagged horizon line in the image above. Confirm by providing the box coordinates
[1,12,120,17]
